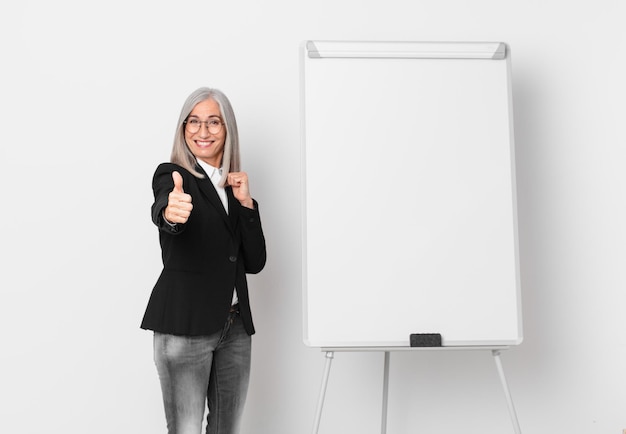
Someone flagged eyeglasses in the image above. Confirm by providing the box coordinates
[184,117,224,134]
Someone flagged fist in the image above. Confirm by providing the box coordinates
[227,172,253,209]
[163,171,193,224]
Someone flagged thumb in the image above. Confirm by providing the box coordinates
[172,171,184,193]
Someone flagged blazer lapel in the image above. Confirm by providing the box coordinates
[195,164,232,230]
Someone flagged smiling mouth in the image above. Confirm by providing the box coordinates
[195,140,214,148]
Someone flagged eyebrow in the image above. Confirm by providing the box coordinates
[187,115,222,120]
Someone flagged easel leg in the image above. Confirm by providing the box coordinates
[381,351,390,434]
[492,350,522,434]
[312,351,334,434]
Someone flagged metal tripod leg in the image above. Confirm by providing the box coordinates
[312,351,334,434]
[492,350,522,434]
[381,351,390,434]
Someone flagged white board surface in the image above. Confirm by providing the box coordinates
[301,41,522,348]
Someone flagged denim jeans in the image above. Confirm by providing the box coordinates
[154,311,251,434]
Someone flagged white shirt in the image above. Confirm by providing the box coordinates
[197,159,228,214]
[195,159,238,306]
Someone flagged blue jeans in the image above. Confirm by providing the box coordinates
[154,311,251,434]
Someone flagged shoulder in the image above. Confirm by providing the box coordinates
[152,162,198,183]
[153,162,187,177]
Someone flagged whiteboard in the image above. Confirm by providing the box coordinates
[300,41,522,348]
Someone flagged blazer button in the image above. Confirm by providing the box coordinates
[229,256,237,262]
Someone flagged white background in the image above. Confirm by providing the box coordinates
[1,1,625,433]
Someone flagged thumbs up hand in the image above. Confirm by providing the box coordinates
[164,171,193,224]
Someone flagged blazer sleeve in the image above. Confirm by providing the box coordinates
[237,199,267,274]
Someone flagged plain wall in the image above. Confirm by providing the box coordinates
[1,1,625,433]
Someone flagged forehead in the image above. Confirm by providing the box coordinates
[189,98,221,117]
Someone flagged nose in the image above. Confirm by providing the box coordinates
[198,123,212,136]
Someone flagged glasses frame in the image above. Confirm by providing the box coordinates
[184,116,224,135]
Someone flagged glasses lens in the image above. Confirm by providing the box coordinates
[186,119,200,133]
[207,119,222,134]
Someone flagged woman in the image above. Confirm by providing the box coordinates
[141,87,267,434]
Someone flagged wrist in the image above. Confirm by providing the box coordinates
[162,210,177,226]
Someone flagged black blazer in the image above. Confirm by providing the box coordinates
[140,163,266,336]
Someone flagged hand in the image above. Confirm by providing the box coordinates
[227,172,254,209]
[163,171,193,224]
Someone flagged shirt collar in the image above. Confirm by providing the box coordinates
[196,159,222,181]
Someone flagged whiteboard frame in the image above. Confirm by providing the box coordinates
[305,40,507,59]
[300,40,522,348]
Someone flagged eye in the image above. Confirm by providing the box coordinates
[208,119,221,126]
[188,119,200,125]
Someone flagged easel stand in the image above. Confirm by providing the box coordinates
[311,346,522,434]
